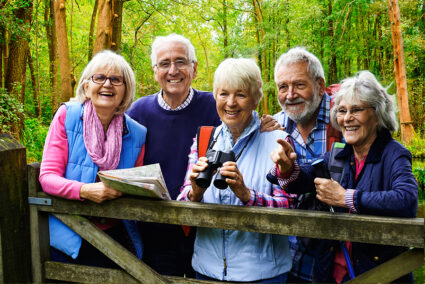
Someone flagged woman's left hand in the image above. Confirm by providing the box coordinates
[219,161,251,203]
[314,178,347,208]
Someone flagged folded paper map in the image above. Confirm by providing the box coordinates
[98,163,171,200]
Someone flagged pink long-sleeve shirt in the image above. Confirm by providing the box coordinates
[39,105,145,200]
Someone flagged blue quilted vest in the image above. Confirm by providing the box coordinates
[49,102,146,259]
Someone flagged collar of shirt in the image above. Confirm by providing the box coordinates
[157,87,194,111]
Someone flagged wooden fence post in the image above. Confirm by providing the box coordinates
[0,133,31,282]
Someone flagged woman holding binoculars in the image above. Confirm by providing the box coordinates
[177,58,293,283]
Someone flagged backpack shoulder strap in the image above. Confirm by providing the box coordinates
[197,126,216,157]
[326,96,342,151]
[327,142,346,183]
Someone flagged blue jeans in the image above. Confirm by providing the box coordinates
[196,272,288,283]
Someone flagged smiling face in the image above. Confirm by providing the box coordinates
[276,61,324,125]
[84,65,125,116]
[216,86,257,139]
[337,99,378,152]
[153,41,197,100]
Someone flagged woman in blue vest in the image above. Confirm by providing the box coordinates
[177,58,293,283]
[270,71,418,283]
[39,50,146,267]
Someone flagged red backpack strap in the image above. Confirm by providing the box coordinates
[183,126,216,238]
[197,126,216,157]
[326,96,342,151]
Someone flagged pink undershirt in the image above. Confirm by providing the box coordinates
[333,155,366,283]
[39,105,145,201]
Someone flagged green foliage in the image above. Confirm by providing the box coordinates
[406,137,425,158]
[22,118,48,163]
[0,88,24,133]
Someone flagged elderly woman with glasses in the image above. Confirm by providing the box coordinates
[177,58,293,283]
[270,71,418,283]
[39,50,146,267]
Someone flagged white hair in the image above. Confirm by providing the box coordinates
[150,34,197,67]
[213,58,263,105]
[274,47,325,84]
[330,71,398,133]
[75,50,135,114]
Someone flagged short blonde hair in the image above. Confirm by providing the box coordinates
[75,50,135,114]
[213,58,263,105]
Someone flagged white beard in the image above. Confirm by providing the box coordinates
[282,90,322,125]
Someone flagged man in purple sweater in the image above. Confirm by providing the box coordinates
[127,34,220,277]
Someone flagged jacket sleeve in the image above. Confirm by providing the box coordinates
[353,149,418,218]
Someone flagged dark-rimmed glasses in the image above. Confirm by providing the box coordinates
[90,74,125,86]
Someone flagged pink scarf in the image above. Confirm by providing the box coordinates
[83,101,123,171]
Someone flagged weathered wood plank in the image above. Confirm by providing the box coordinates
[0,134,31,282]
[346,248,424,284]
[44,261,221,284]
[45,261,139,283]
[28,163,50,282]
[53,213,170,283]
[34,193,424,248]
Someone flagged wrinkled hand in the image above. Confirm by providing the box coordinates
[189,156,210,202]
[270,138,297,174]
[219,161,251,203]
[80,182,123,204]
[314,178,347,208]
[260,114,285,132]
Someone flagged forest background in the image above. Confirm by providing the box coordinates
[0,0,424,280]
[0,0,424,161]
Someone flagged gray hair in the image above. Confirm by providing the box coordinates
[330,70,398,133]
[150,34,197,67]
[75,50,135,114]
[274,47,325,84]
[213,58,263,105]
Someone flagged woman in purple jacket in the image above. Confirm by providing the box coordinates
[270,71,418,283]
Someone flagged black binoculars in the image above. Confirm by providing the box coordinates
[195,149,236,189]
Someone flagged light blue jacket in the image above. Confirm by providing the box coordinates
[49,102,146,259]
[192,112,292,281]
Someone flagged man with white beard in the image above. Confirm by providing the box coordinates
[272,47,342,283]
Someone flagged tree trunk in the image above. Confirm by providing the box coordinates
[253,0,269,114]
[27,49,40,117]
[4,1,32,138]
[45,0,60,111]
[93,0,113,55]
[387,0,415,144]
[88,0,99,60]
[54,0,73,103]
[327,0,337,84]
[111,0,123,53]
[222,0,229,57]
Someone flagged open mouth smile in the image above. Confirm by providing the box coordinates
[99,92,114,97]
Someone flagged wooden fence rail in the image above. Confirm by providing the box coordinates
[0,135,423,283]
[26,162,424,283]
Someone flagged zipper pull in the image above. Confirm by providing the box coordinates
[223,257,227,276]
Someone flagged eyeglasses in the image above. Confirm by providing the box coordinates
[336,106,375,117]
[90,74,125,86]
[155,59,193,71]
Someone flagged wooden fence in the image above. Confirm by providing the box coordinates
[1,134,424,283]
